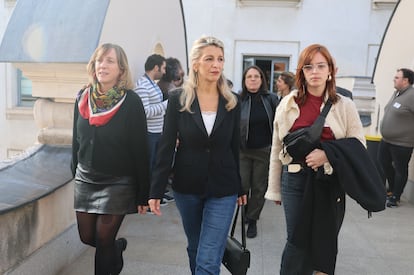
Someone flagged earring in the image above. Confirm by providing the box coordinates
[328,75,332,81]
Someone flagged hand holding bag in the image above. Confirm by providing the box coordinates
[283,100,332,160]
[222,205,250,275]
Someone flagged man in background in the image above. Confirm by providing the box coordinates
[135,54,168,204]
[378,68,414,207]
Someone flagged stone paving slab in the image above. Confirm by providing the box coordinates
[61,197,414,275]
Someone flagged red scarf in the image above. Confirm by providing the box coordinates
[78,85,126,126]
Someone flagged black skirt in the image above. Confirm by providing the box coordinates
[74,163,137,215]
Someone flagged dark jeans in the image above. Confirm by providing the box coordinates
[240,147,270,221]
[174,191,237,275]
[147,132,161,172]
[280,166,313,275]
[378,140,413,200]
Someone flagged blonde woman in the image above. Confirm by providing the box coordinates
[149,36,247,275]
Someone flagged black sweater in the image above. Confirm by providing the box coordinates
[71,90,150,205]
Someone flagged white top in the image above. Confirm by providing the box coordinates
[201,111,216,136]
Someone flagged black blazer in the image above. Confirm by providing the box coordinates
[150,89,242,199]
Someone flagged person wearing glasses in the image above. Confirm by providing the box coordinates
[265,44,384,275]
[149,36,247,275]
[378,68,414,207]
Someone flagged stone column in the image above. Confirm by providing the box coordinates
[15,63,88,145]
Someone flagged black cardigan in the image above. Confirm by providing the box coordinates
[71,90,150,205]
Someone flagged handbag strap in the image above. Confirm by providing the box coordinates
[319,99,332,118]
[309,99,332,132]
[230,205,247,249]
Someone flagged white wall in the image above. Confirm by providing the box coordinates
[0,0,396,161]
[181,0,394,92]
[0,1,38,161]
[0,0,187,161]
[373,0,414,203]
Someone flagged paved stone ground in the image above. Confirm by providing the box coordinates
[61,197,414,275]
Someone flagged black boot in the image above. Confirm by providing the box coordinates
[113,238,127,274]
[247,219,257,238]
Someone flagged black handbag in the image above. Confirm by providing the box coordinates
[283,100,332,160]
[222,205,250,275]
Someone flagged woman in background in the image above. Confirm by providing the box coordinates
[276,71,295,99]
[239,65,278,238]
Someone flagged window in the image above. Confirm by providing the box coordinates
[17,69,35,107]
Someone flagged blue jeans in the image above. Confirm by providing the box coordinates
[174,191,237,275]
[147,132,161,172]
[378,140,413,200]
[280,166,313,275]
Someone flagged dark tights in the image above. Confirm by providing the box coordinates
[76,211,125,275]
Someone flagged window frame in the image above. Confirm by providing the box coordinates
[16,69,36,107]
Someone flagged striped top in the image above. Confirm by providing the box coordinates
[134,74,168,133]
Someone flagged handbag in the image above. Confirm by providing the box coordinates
[283,100,332,160]
[222,205,250,275]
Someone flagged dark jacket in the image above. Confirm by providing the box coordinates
[150,89,242,198]
[71,90,150,205]
[240,90,279,148]
[291,138,386,275]
[336,86,353,100]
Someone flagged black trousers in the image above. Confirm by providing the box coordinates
[378,140,413,200]
[240,147,270,221]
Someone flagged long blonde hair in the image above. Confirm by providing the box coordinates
[180,36,237,113]
[86,43,134,90]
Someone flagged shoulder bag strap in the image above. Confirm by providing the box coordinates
[230,205,239,237]
[230,205,247,249]
[241,205,247,249]
[303,99,333,141]
[319,99,332,118]
[311,99,332,129]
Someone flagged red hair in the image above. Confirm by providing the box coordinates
[295,44,338,105]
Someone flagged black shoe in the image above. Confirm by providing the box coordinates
[386,196,398,208]
[113,238,127,274]
[163,193,175,202]
[246,220,257,238]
